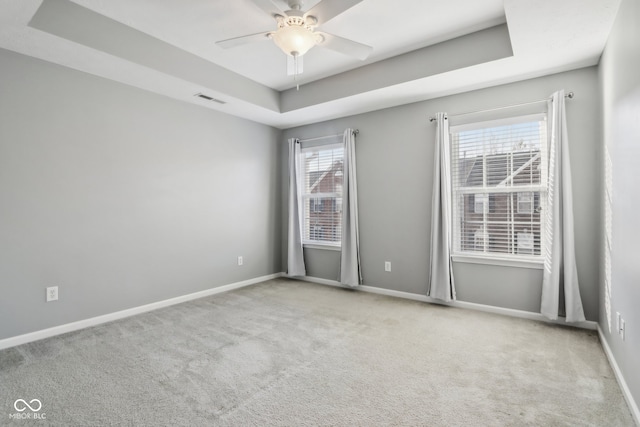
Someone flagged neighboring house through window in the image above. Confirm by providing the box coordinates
[450,113,548,260]
[301,143,344,247]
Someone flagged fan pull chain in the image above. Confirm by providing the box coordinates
[294,53,300,91]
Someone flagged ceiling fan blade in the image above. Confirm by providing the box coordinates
[316,32,372,60]
[216,32,272,49]
[304,0,364,25]
[287,55,303,76]
[249,0,285,17]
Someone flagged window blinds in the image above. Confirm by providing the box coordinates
[450,113,548,258]
[301,143,344,245]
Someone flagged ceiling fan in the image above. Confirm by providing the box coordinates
[216,0,372,79]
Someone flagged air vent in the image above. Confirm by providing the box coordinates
[194,93,226,104]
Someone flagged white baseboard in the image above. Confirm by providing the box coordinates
[295,275,598,330]
[0,273,284,351]
[597,325,640,425]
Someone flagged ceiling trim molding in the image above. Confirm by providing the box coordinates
[29,0,280,112]
[280,24,513,112]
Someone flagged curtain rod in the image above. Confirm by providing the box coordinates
[428,92,574,122]
[298,129,359,143]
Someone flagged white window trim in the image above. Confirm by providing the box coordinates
[450,114,548,262]
[451,253,543,269]
[303,243,341,251]
[300,142,343,248]
[450,113,547,132]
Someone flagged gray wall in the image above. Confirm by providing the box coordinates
[0,49,282,340]
[282,67,601,321]
[599,0,640,412]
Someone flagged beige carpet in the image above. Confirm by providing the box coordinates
[0,278,634,426]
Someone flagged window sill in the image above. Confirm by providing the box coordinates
[451,254,543,270]
[303,243,341,252]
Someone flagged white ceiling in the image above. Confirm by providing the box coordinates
[0,0,622,129]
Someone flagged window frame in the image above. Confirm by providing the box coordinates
[300,142,344,249]
[449,113,548,267]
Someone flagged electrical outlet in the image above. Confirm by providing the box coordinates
[384,261,391,272]
[46,286,58,302]
[237,256,243,266]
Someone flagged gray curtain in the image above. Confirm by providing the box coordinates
[428,113,456,301]
[287,138,306,277]
[540,90,585,322]
[339,129,362,286]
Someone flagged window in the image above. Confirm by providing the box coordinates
[517,191,534,214]
[310,198,324,213]
[301,143,344,246]
[474,193,488,214]
[334,198,342,213]
[450,114,548,260]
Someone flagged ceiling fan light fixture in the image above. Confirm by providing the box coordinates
[271,24,317,57]
[215,0,372,81]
